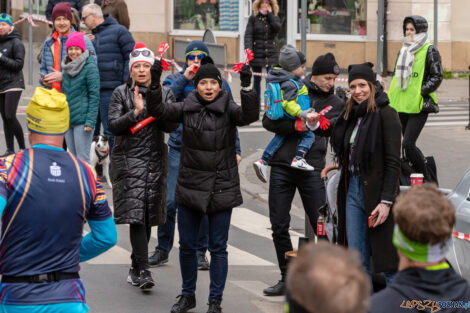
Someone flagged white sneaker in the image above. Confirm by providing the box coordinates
[253,160,268,183]
[290,157,314,171]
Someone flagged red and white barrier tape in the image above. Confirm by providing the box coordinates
[454,231,470,242]
[224,68,348,82]
[14,13,53,26]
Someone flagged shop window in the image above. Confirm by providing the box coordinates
[173,0,239,31]
[298,0,367,35]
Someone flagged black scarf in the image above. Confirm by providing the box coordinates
[331,87,388,174]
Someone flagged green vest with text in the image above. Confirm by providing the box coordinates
[389,43,437,114]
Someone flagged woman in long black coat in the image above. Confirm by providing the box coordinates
[0,14,26,156]
[331,63,401,289]
[244,0,281,104]
[108,44,177,290]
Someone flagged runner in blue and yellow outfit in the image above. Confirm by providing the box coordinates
[0,87,117,313]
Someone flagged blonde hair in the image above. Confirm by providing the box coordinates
[394,184,455,245]
[253,0,279,16]
[287,242,370,313]
[344,81,376,120]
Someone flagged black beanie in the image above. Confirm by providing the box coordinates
[348,62,376,84]
[311,53,340,76]
[194,63,222,87]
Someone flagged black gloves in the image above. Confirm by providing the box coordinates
[240,64,252,88]
[150,60,163,89]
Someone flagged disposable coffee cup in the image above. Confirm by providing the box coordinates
[410,173,424,186]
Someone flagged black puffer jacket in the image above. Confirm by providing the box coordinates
[244,12,281,68]
[262,75,345,170]
[147,88,259,213]
[108,84,178,226]
[402,15,443,97]
[0,28,25,92]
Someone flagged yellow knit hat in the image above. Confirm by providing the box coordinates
[26,87,69,135]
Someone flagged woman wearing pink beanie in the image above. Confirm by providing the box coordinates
[61,31,100,164]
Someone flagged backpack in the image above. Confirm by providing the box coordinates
[264,78,300,120]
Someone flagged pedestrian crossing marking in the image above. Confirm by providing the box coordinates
[85,207,280,266]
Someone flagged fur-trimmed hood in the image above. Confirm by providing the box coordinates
[253,0,279,16]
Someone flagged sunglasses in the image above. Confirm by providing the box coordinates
[187,54,206,61]
[131,50,152,57]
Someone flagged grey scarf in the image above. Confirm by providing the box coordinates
[395,32,429,90]
[62,50,89,77]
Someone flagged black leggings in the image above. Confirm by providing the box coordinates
[130,224,151,271]
[0,91,25,152]
[399,112,429,179]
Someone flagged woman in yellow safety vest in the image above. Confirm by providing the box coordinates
[388,16,443,182]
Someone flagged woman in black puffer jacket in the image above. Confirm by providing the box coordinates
[108,44,177,290]
[389,15,443,183]
[0,14,25,157]
[244,0,281,104]
[147,60,258,313]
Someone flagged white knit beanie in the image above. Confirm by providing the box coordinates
[129,42,155,71]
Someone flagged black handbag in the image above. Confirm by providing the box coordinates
[400,150,439,186]
[421,95,439,113]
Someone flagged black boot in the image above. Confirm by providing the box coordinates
[207,301,222,313]
[171,295,196,313]
[263,280,285,296]
[148,249,169,267]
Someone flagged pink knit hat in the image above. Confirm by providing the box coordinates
[66,31,86,52]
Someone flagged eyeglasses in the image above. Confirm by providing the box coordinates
[81,13,92,22]
[131,50,152,57]
[187,54,206,61]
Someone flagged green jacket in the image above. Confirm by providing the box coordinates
[62,54,100,127]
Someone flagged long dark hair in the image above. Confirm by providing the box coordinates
[344,81,376,120]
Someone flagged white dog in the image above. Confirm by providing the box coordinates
[90,135,112,188]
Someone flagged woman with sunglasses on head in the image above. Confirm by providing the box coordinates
[331,63,401,290]
[244,0,281,105]
[108,43,178,290]
[40,2,95,92]
[0,14,25,157]
[389,16,443,183]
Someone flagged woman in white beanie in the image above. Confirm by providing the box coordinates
[108,43,178,291]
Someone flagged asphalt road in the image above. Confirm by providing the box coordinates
[2,93,470,312]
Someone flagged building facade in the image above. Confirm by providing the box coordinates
[6,0,470,71]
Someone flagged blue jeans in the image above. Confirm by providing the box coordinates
[98,89,115,150]
[65,125,94,164]
[346,175,395,290]
[178,205,232,304]
[262,131,315,162]
[156,147,209,254]
[251,65,272,105]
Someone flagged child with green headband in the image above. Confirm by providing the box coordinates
[370,184,470,313]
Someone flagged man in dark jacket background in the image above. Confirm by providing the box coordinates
[148,41,242,271]
[82,3,134,150]
[370,184,470,313]
[261,53,344,296]
[46,0,82,21]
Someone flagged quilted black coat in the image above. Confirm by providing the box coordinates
[109,84,178,226]
[147,88,259,214]
[0,29,25,92]
[244,12,281,68]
